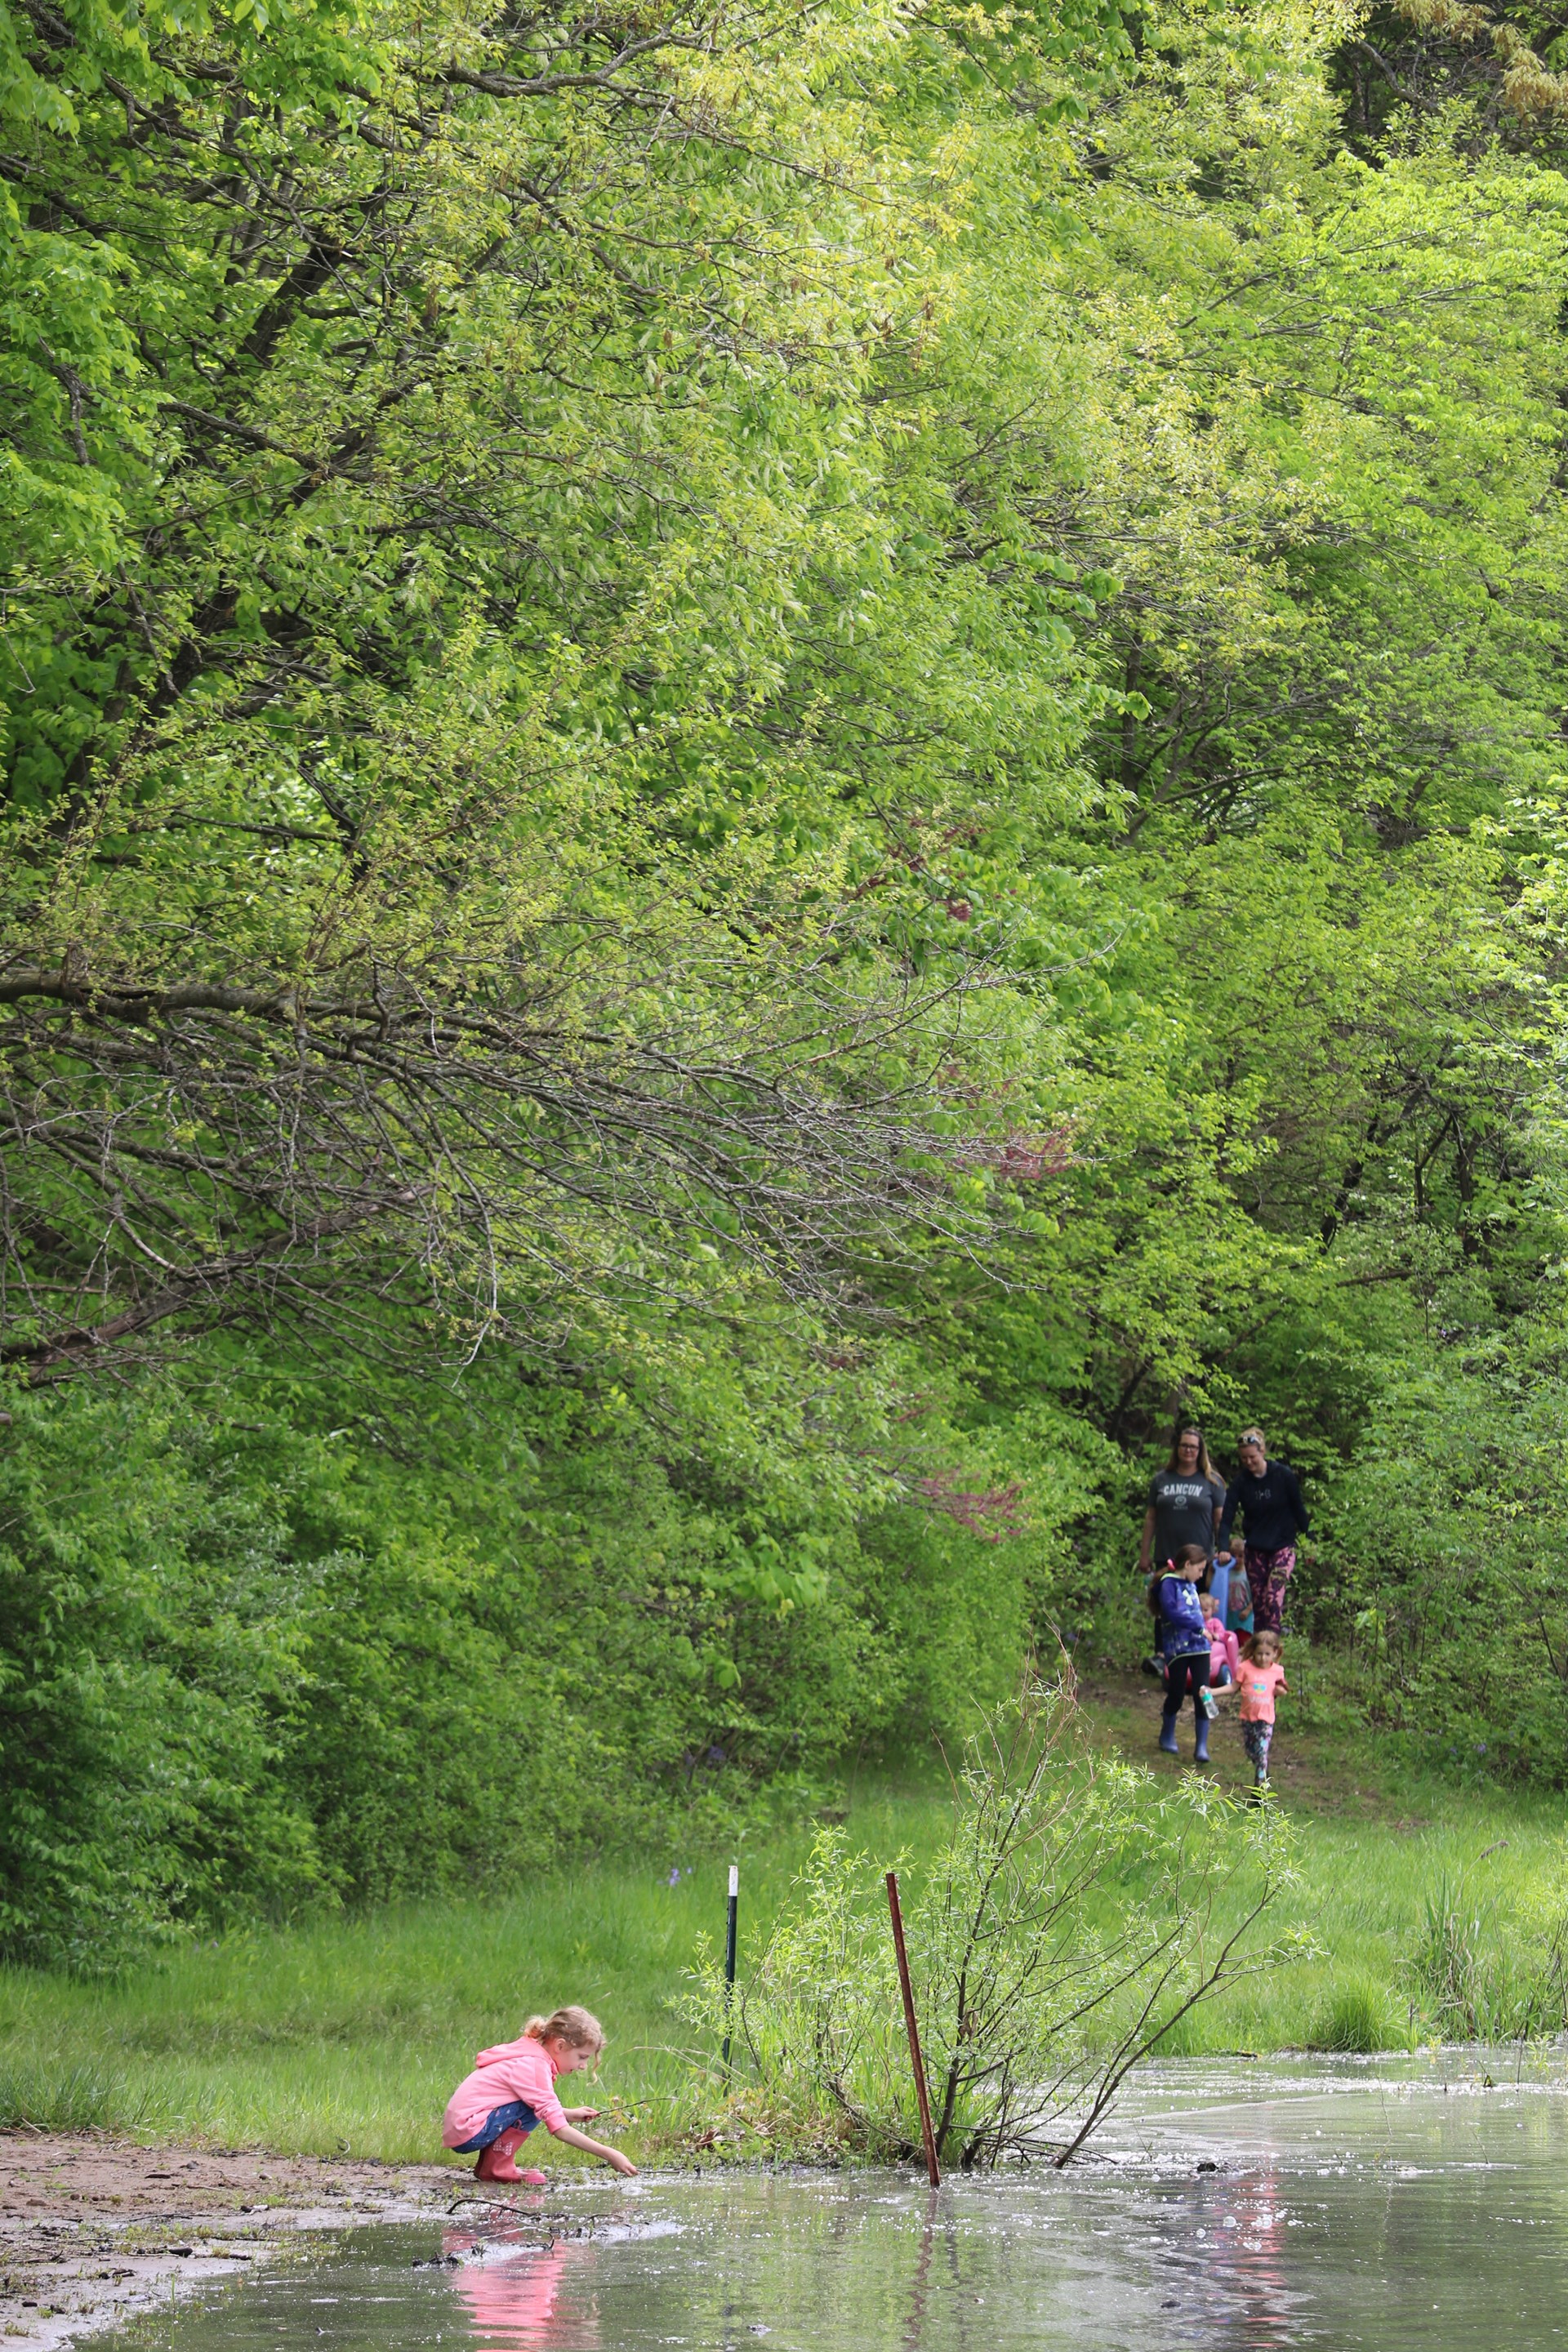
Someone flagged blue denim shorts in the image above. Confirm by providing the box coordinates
[452,2099,540,2153]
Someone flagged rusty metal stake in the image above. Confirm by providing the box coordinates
[885,1869,941,2187]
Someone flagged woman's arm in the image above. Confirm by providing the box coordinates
[1138,1504,1156,1573]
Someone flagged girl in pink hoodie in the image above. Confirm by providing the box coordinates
[443,2004,637,2184]
[1203,1601,1240,1687]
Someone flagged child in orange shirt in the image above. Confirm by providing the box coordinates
[1235,1628,1288,1793]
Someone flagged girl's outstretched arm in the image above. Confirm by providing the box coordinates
[552,2120,638,2175]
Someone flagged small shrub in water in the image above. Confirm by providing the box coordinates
[681,1671,1307,2167]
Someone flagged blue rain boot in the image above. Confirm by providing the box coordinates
[1159,1715,1179,1756]
[1194,1720,1209,1764]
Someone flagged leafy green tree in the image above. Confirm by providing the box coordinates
[16,0,1568,1960]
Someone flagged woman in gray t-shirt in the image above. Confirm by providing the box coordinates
[1138,1424,1226,1576]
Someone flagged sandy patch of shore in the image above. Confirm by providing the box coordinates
[0,2136,492,2351]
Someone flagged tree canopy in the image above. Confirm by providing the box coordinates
[6,0,1568,1957]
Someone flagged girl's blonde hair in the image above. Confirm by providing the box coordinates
[1241,1629,1281,1660]
[524,2004,605,2054]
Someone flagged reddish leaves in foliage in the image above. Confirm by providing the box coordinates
[915,1468,1025,1541]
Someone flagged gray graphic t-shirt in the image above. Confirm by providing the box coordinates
[1147,1469,1224,1566]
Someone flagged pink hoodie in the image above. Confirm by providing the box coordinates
[443,2034,570,2148]
[1205,1615,1240,1682]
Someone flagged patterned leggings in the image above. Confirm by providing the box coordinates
[1241,1721,1273,1779]
[1245,1544,1296,1634]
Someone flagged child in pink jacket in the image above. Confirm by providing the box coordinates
[443,2004,637,2183]
[1203,1600,1240,1687]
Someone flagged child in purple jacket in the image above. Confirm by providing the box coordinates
[1148,1542,1214,1762]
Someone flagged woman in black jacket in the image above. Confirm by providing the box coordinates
[1218,1428,1309,1635]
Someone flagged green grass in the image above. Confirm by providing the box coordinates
[0,1784,951,2166]
[1158,1797,1568,2056]
[2,1758,1563,2165]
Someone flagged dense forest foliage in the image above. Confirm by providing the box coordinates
[6,0,1568,1962]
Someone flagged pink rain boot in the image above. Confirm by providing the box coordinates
[475,2129,546,2185]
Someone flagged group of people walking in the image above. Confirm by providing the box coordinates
[1138,1422,1308,1790]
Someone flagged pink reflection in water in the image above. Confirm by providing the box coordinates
[1221,2167,1291,2346]
[443,2229,598,2352]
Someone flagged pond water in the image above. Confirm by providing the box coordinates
[115,2050,1568,2352]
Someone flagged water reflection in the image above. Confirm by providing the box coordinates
[92,2048,1568,2352]
[443,2230,596,2352]
[901,2190,940,2352]
[422,2066,1568,2352]
[1218,2167,1294,2348]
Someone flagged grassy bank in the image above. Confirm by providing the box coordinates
[0,1784,945,2167]
[2,1697,1565,2166]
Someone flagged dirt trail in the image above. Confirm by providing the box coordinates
[1073,1666,1425,1825]
[0,2138,482,2351]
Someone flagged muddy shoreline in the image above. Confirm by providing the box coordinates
[0,2136,495,2351]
